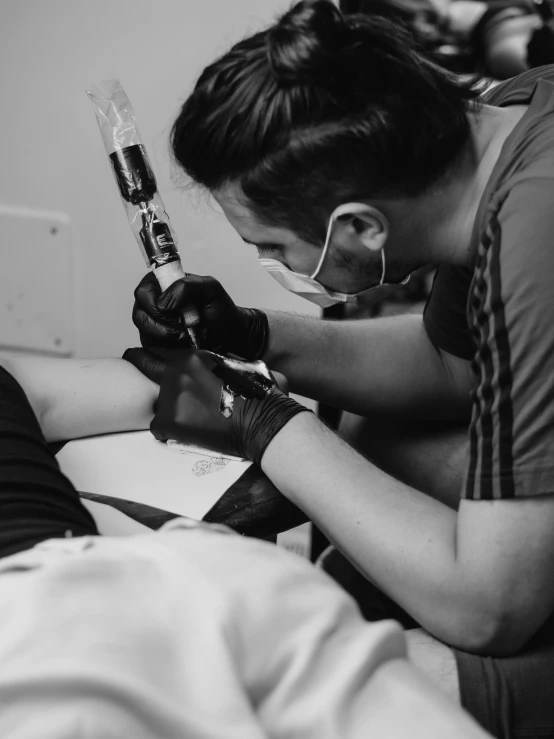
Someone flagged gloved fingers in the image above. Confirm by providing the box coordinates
[133,272,166,319]
[149,351,223,443]
[150,415,170,442]
[122,347,167,384]
[132,305,182,347]
[185,350,221,379]
[171,353,229,409]
[211,363,273,400]
[133,273,190,344]
[153,350,219,389]
[156,274,220,313]
[212,364,252,395]
[146,345,193,362]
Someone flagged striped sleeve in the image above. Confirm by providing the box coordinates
[465,174,554,499]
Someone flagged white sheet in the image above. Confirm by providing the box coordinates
[56,430,252,522]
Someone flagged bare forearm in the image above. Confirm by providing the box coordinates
[264,311,470,420]
[261,413,491,651]
[1,355,158,442]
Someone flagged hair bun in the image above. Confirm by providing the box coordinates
[267,1,347,86]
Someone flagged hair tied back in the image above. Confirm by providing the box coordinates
[267,0,347,86]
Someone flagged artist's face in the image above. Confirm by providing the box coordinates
[213,183,411,297]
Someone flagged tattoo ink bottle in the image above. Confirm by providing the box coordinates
[87,79,200,348]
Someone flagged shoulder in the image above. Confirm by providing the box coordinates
[480,67,554,106]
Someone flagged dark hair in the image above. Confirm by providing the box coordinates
[171,0,480,243]
[341,0,441,36]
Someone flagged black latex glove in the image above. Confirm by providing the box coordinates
[133,272,269,360]
[123,348,310,466]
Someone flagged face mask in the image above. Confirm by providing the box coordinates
[258,202,410,308]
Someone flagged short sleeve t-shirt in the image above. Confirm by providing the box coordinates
[423,67,554,500]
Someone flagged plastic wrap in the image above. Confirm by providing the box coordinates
[87,79,199,344]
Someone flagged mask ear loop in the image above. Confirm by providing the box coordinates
[380,248,411,287]
[310,212,336,280]
[379,248,386,286]
[311,203,371,281]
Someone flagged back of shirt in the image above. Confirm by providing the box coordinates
[0,526,408,739]
[424,66,554,500]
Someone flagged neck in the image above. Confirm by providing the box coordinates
[385,103,528,270]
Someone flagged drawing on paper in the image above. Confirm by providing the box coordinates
[192,457,230,476]
[166,439,237,475]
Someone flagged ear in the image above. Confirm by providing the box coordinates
[333,203,389,253]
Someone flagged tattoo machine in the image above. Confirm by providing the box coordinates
[86,79,200,348]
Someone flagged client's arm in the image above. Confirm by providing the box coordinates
[0,355,158,443]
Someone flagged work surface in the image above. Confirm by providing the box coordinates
[54,433,307,540]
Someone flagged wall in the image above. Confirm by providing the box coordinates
[0,0,319,358]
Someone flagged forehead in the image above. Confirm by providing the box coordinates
[213,182,297,245]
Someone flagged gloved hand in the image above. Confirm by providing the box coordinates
[123,348,310,466]
[133,272,269,360]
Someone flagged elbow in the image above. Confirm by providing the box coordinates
[448,608,533,658]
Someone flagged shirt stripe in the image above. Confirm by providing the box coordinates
[488,217,515,498]
[466,214,515,499]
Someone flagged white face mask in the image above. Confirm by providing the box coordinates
[258,202,409,308]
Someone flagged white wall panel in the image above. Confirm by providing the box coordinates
[0,205,73,355]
